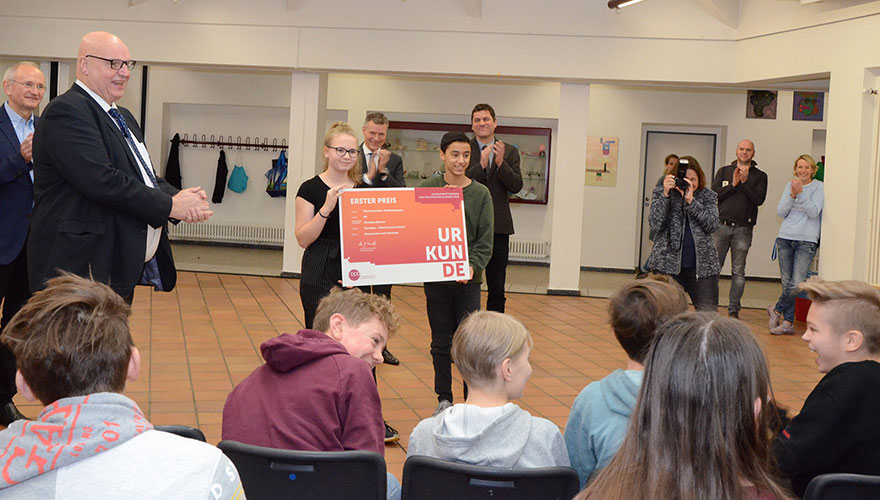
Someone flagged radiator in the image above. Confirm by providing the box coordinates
[509,239,551,261]
[168,222,285,246]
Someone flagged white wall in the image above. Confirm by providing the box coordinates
[162,103,289,226]
[144,66,292,227]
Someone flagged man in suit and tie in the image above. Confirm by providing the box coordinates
[359,112,405,189]
[0,61,45,425]
[465,103,523,313]
[357,112,404,367]
[30,31,212,304]
[357,112,405,442]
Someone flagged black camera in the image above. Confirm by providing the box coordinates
[674,158,690,191]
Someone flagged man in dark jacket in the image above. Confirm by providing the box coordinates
[29,31,212,303]
[711,139,767,318]
[465,103,523,313]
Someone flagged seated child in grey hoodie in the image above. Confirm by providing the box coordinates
[564,276,688,488]
[408,311,569,468]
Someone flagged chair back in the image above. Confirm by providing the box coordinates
[218,440,386,500]
[803,473,880,500]
[154,425,207,442]
[401,455,579,500]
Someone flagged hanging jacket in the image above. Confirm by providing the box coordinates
[211,149,228,203]
[164,132,182,189]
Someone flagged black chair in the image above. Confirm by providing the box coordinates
[218,440,387,500]
[154,425,207,442]
[401,455,579,500]
[803,473,880,500]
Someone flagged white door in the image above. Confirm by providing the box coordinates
[639,131,718,269]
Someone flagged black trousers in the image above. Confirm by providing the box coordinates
[424,281,480,403]
[672,268,719,312]
[0,247,30,402]
[300,283,340,330]
[485,233,509,313]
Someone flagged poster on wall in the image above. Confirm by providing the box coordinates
[746,90,778,119]
[585,136,619,187]
[792,92,825,121]
[339,187,470,287]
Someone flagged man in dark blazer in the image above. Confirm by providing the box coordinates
[359,112,405,188]
[465,103,523,313]
[0,61,45,425]
[29,31,212,303]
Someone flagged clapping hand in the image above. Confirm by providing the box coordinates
[367,149,392,181]
[20,133,34,163]
[790,178,804,198]
[480,144,492,169]
[171,187,214,223]
[492,141,505,167]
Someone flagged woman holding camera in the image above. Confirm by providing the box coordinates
[767,154,824,335]
[645,156,720,311]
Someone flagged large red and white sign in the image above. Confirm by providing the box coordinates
[339,187,470,287]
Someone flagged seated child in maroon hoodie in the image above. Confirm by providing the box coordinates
[222,287,400,498]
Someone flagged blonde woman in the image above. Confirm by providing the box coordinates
[767,154,824,335]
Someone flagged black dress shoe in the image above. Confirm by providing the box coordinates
[0,402,26,427]
[382,348,400,366]
[728,311,739,319]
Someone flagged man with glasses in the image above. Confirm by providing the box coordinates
[30,31,213,303]
[0,61,45,426]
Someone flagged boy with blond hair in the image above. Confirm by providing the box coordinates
[407,311,569,468]
[222,287,401,499]
[774,277,880,497]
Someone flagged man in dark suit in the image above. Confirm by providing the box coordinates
[357,112,404,441]
[465,103,523,313]
[359,112,405,188]
[30,31,212,304]
[0,61,45,425]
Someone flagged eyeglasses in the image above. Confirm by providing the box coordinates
[85,55,137,71]
[329,146,358,158]
[9,80,46,92]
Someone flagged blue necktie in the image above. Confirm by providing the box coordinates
[107,108,158,188]
[108,107,166,291]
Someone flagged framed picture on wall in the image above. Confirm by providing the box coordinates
[792,91,824,121]
[746,90,778,119]
[585,136,619,187]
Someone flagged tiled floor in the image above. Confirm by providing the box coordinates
[11,271,821,481]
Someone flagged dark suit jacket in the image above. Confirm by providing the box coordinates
[29,84,180,297]
[0,104,35,265]
[358,144,404,187]
[465,137,523,235]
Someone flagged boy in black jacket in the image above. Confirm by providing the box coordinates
[774,277,880,497]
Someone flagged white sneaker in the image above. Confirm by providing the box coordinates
[770,320,795,336]
[432,400,452,417]
[767,306,782,329]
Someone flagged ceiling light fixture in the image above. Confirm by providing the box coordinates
[608,0,646,9]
